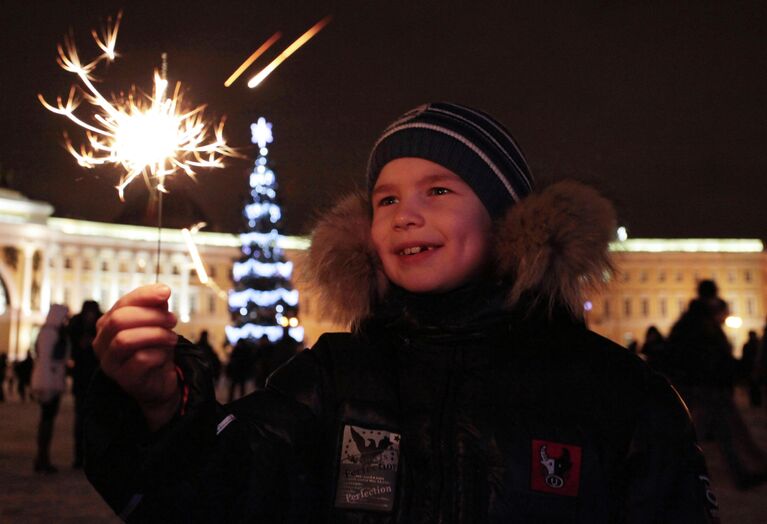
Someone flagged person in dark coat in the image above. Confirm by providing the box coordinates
[226,338,254,402]
[85,103,719,522]
[0,352,7,402]
[741,330,761,406]
[69,300,102,468]
[641,325,668,373]
[195,330,221,386]
[757,317,767,413]
[669,287,767,489]
[14,352,33,402]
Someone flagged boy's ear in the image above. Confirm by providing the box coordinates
[299,192,384,328]
[495,181,616,318]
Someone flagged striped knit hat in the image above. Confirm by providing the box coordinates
[367,102,534,218]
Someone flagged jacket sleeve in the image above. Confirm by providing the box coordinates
[624,373,720,524]
[84,338,324,523]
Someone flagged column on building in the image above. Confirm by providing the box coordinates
[90,248,103,305]
[73,248,86,309]
[158,253,171,311]
[20,244,34,315]
[16,244,36,360]
[52,243,65,304]
[132,251,149,290]
[106,248,119,308]
[178,252,191,324]
[39,243,52,314]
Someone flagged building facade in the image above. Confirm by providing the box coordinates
[588,239,766,356]
[0,188,310,361]
[1,188,764,361]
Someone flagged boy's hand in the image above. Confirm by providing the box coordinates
[94,284,180,430]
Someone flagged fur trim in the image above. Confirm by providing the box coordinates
[297,192,387,329]
[496,180,616,317]
[301,181,616,325]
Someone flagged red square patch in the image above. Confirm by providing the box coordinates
[530,439,582,497]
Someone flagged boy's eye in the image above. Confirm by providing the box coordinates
[377,196,397,206]
[429,187,451,196]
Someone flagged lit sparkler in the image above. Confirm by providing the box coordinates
[39,11,235,200]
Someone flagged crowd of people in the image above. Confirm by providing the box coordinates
[0,348,33,402]
[635,279,767,490]
[224,330,301,402]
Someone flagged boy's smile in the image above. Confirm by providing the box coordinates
[371,157,494,294]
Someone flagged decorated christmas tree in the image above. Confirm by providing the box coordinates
[226,117,303,345]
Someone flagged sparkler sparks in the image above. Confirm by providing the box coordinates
[39,11,234,200]
[182,223,228,300]
[182,223,210,284]
[244,16,332,88]
[224,32,282,87]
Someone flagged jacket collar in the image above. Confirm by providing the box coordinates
[299,180,616,329]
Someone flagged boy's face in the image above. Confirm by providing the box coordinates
[371,157,493,294]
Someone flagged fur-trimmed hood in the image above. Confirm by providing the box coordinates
[299,181,616,329]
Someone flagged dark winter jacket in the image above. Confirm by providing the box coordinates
[666,299,737,388]
[85,182,719,523]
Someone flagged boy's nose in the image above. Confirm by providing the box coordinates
[393,206,424,229]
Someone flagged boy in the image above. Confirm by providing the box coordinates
[87,103,718,522]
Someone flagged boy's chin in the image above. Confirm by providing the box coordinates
[391,278,473,295]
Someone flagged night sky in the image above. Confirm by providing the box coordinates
[1,1,765,240]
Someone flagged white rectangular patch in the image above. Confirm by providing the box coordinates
[334,424,400,512]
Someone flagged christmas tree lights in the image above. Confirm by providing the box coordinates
[226,117,303,344]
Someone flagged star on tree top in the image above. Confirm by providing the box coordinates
[250,117,273,148]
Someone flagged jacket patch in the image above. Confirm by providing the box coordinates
[531,439,582,497]
[334,424,400,512]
